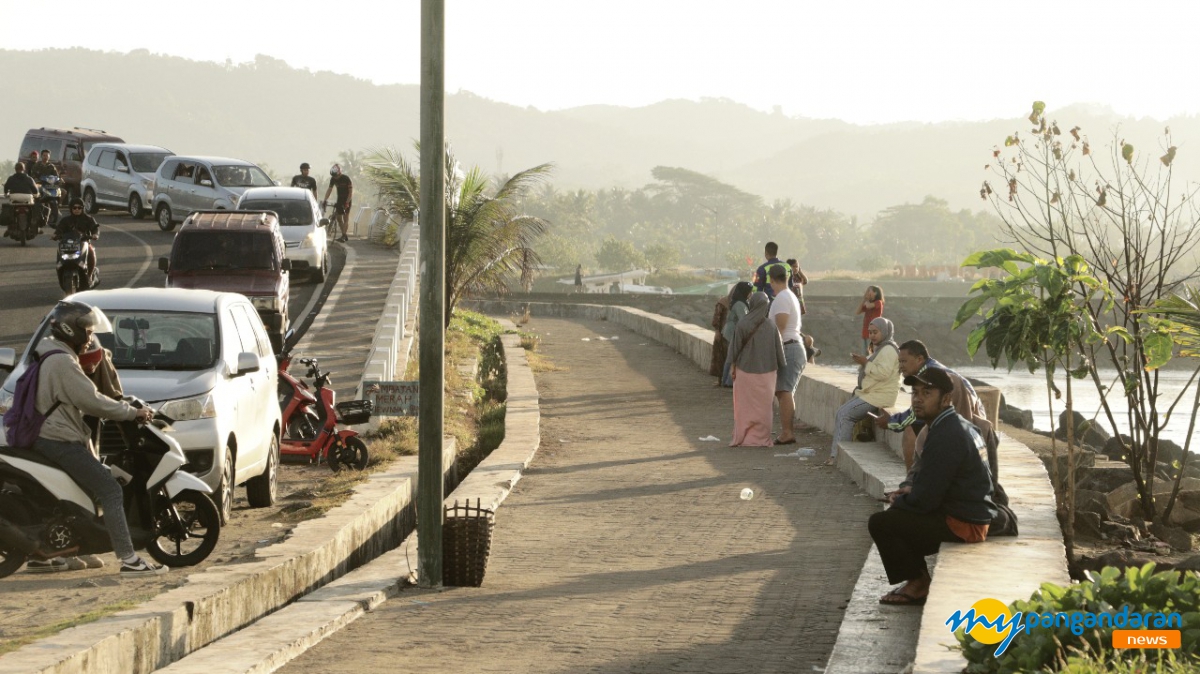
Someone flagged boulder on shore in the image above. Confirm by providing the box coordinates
[1056,410,1111,449]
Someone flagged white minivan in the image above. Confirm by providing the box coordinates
[236,187,331,283]
[0,288,281,523]
[80,143,174,219]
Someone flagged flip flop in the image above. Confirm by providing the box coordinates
[774,437,797,445]
[879,590,927,606]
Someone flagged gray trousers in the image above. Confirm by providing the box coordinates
[832,396,879,458]
[35,437,136,559]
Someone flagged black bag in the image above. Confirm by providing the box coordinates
[990,497,1018,537]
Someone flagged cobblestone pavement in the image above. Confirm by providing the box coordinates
[282,316,878,674]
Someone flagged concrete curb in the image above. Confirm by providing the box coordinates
[152,323,540,674]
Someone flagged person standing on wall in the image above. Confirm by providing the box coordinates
[752,242,790,299]
[855,285,884,354]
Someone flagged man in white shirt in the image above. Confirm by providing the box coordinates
[768,266,806,443]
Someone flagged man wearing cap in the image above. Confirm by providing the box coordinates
[869,367,997,606]
[291,163,318,197]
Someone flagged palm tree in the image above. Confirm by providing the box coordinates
[362,143,552,326]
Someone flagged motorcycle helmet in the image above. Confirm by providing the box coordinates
[68,197,84,210]
[48,301,112,353]
[330,164,341,176]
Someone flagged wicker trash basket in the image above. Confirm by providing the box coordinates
[442,499,495,587]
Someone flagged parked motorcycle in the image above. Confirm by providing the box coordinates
[3,193,39,245]
[0,399,220,577]
[276,337,371,472]
[56,234,99,295]
[37,175,63,230]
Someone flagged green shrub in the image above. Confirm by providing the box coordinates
[958,564,1200,673]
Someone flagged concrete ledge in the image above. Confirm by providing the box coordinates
[145,322,541,674]
[357,234,419,404]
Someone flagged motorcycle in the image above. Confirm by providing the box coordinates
[56,234,99,295]
[0,398,221,578]
[36,175,63,230]
[276,335,371,472]
[3,193,39,245]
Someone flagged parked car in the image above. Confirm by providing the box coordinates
[80,143,174,219]
[150,156,274,231]
[0,288,282,523]
[158,210,301,351]
[17,127,125,199]
[236,187,330,283]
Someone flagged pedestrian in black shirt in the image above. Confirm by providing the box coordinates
[321,164,353,243]
[291,162,318,197]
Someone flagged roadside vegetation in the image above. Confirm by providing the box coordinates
[0,595,152,656]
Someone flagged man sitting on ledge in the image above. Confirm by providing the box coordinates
[868,368,997,606]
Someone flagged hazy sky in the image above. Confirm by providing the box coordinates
[4,0,1198,124]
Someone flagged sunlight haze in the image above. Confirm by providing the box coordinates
[3,0,1198,123]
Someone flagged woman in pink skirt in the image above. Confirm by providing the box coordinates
[729,292,786,446]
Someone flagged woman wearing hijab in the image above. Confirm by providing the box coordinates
[729,292,786,447]
[720,281,754,387]
[709,291,733,384]
[827,316,900,465]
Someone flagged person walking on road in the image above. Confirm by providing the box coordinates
[291,162,318,197]
[729,292,785,447]
[321,164,353,243]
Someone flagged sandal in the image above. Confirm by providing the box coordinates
[879,590,927,606]
[822,457,837,466]
[774,437,796,445]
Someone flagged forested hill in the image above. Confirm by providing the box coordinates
[4,48,1198,216]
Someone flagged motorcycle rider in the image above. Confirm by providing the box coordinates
[3,162,38,236]
[52,198,99,275]
[321,164,353,243]
[29,301,165,577]
[30,150,60,183]
[290,162,318,197]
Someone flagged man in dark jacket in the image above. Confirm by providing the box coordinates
[52,198,100,274]
[4,162,37,196]
[868,367,997,606]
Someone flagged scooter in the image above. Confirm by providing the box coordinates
[36,175,63,230]
[3,193,39,246]
[56,234,99,295]
[0,398,221,578]
[276,337,371,472]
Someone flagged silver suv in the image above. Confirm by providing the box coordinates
[80,143,174,219]
[151,156,274,232]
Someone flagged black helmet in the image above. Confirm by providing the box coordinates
[69,197,85,210]
[48,301,103,352]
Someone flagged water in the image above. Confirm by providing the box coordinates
[828,365,1200,450]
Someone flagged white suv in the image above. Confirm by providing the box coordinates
[236,187,331,283]
[80,143,174,219]
[0,288,281,523]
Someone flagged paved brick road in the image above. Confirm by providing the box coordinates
[283,316,877,674]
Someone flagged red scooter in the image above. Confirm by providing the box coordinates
[277,340,372,472]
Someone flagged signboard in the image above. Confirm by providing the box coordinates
[364,380,419,417]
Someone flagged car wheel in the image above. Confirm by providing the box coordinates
[312,253,328,284]
[246,434,278,508]
[129,193,145,219]
[156,203,175,231]
[217,447,234,525]
[82,188,97,215]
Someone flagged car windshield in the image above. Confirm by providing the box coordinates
[129,152,172,174]
[239,199,312,226]
[171,232,276,271]
[33,311,219,371]
[212,165,273,188]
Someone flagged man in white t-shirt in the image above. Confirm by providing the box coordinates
[768,265,806,443]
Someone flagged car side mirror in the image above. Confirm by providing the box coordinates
[200,179,213,187]
[281,259,292,271]
[233,352,260,377]
[0,347,15,370]
[158,257,169,272]
[274,180,282,186]
[117,165,129,173]
[318,218,329,228]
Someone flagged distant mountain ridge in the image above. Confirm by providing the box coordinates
[3,48,1197,216]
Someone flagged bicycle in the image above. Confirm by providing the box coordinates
[321,202,349,243]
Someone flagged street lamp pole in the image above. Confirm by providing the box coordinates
[417,0,445,588]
